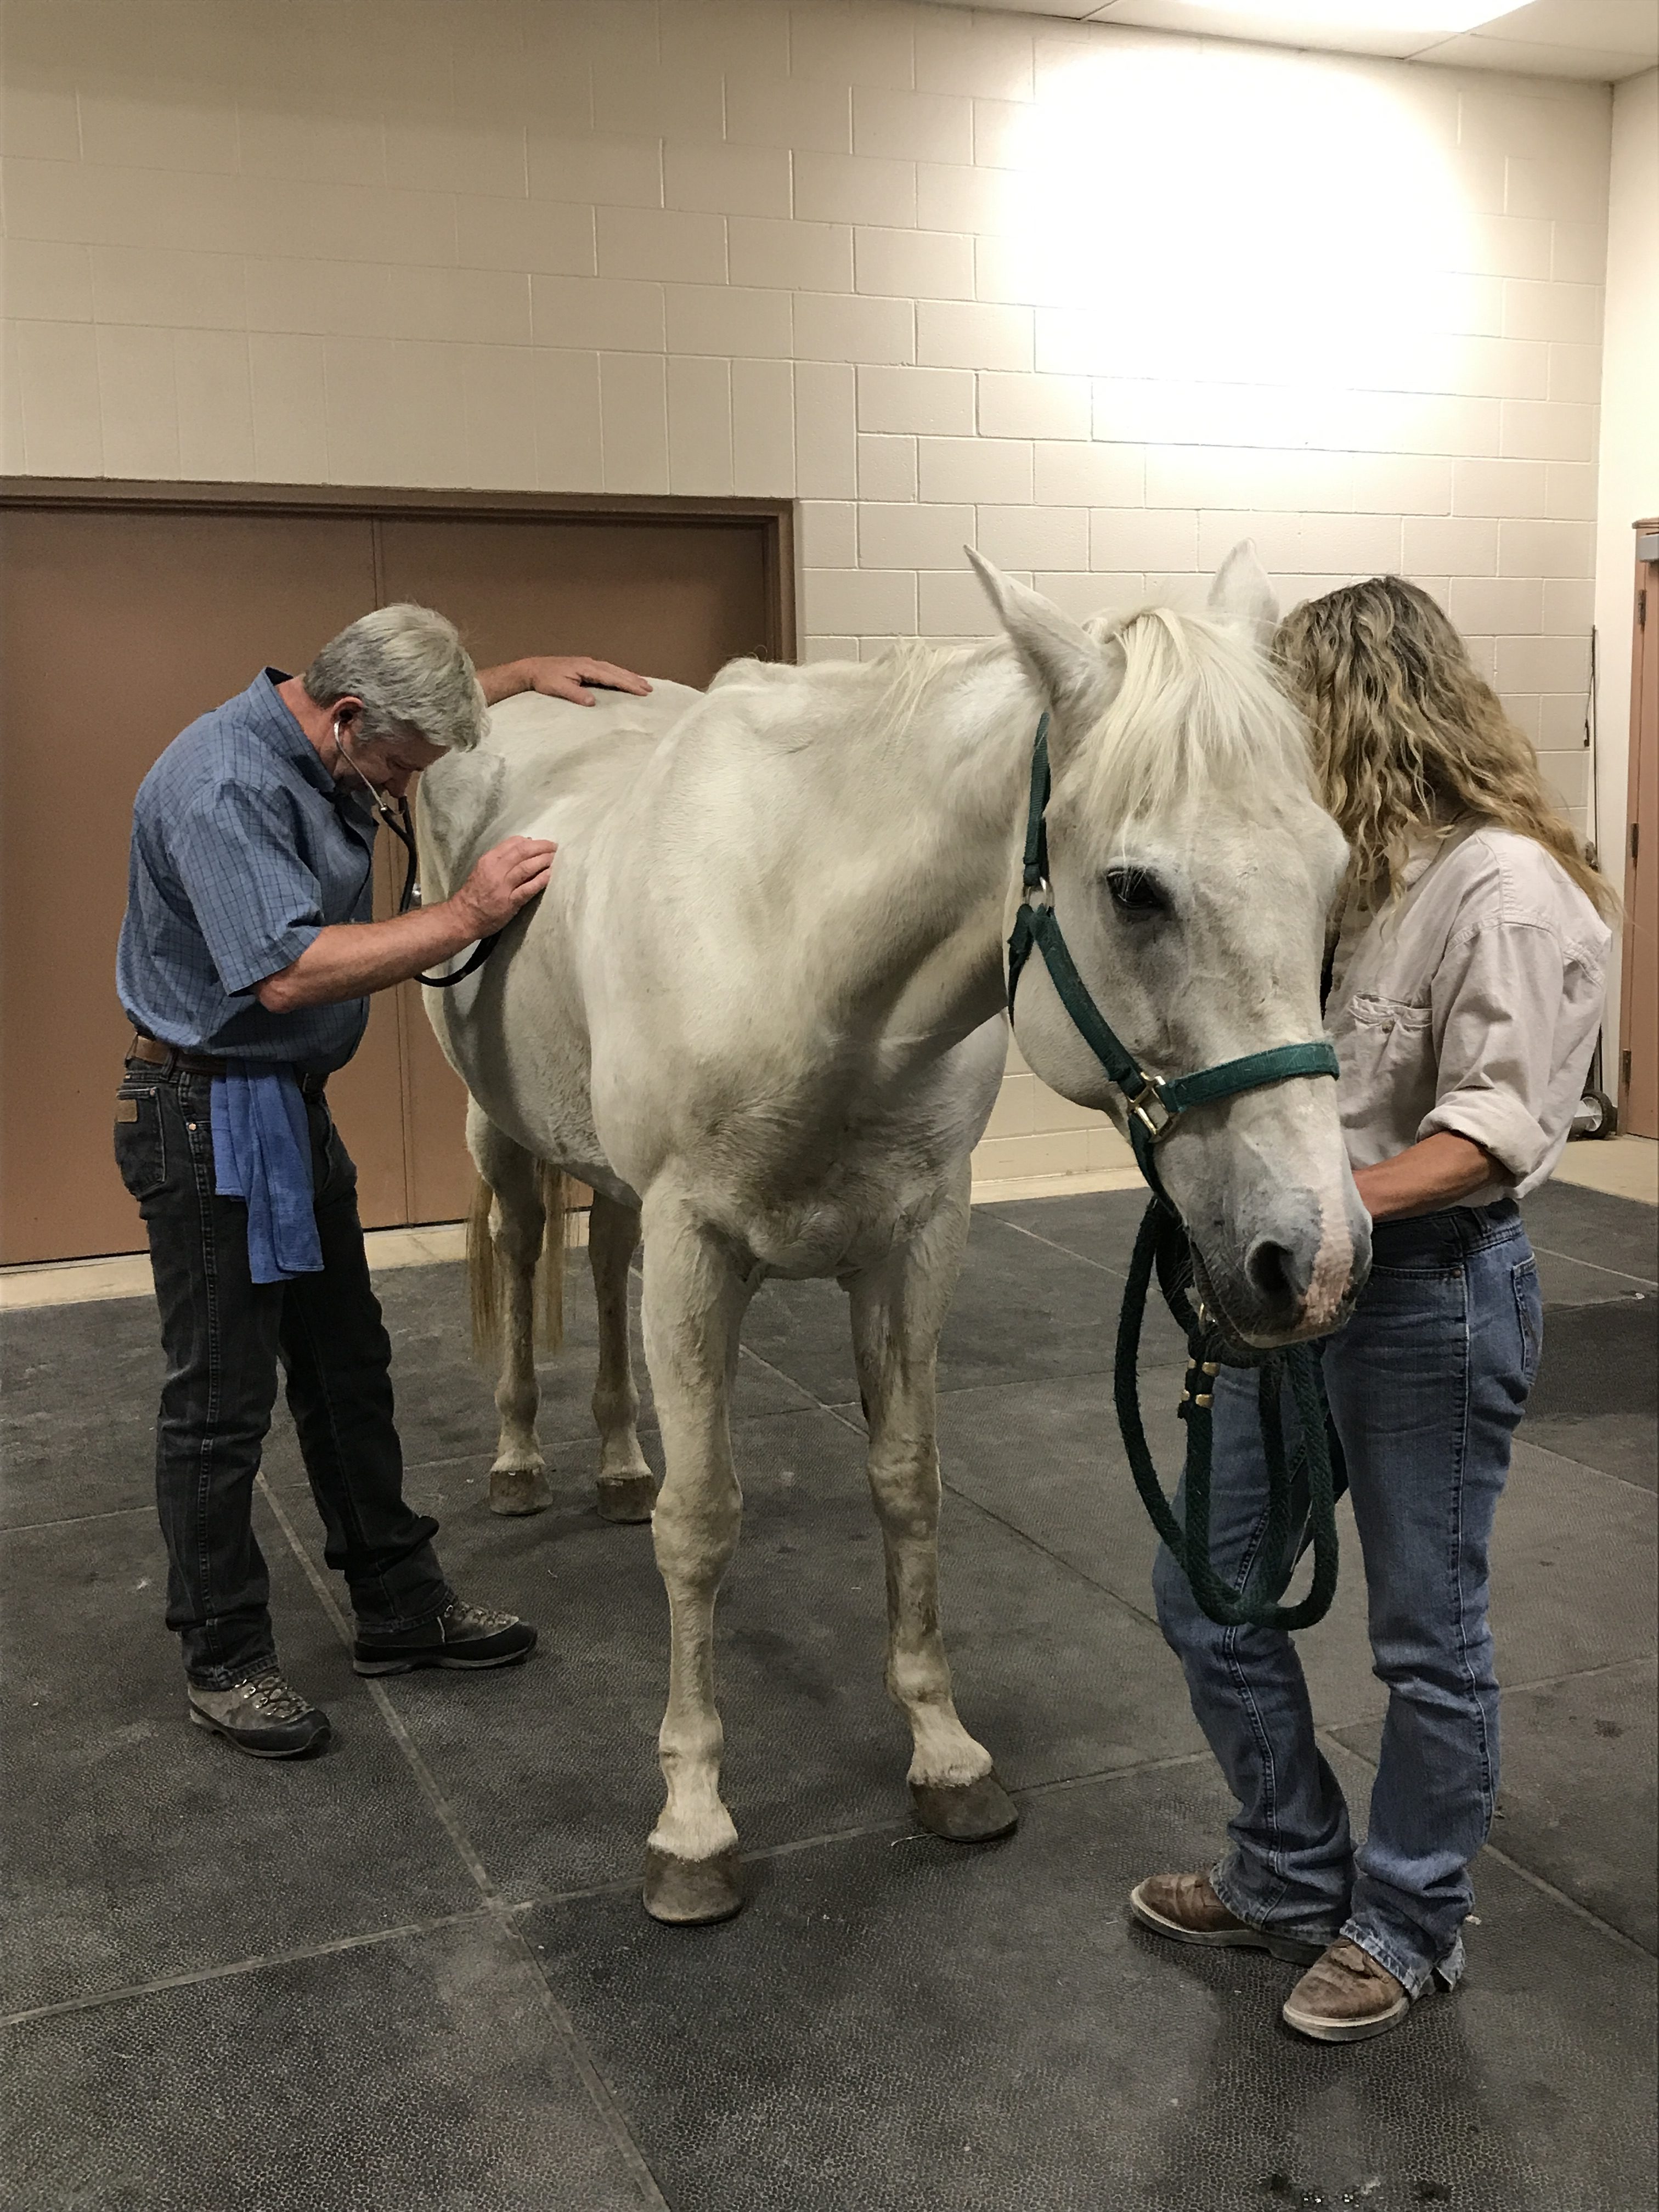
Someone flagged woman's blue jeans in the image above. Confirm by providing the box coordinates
[1153,1200,1542,1995]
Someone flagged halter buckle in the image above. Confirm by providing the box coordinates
[1126,1078,1176,1145]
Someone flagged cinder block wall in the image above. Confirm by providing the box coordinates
[1,0,1613,1190]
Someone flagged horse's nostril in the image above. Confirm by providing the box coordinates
[1244,1236,1311,1310]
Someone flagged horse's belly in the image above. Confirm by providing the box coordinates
[428,922,636,1204]
[668,1022,1008,1280]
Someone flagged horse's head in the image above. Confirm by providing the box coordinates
[973,544,1370,1348]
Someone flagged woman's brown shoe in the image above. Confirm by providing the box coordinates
[1282,1938,1412,2042]
[1129,1872,1327,1965]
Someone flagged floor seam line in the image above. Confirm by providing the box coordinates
[1313,1726,1657,1963]
[735,1348,1154,1555]
[940,1477,1166,1635]
[0,1502,155,1536]
[1513,1438,1659,1500]
[255,1475,670,2211]
[510,1752,1224,1912]
[0,1909,496,2031]
[1497,1655,1658,1696]
[1472,1842,1658,1960]
[1530,1240,1658,1291]
[990,1214,1132,1281]
[733,1340,849,1416]
[1017,1748,1215,1799]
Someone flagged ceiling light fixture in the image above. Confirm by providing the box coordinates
[1162,1,1527,34]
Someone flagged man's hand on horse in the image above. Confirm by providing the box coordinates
[478,656,652,708]
[452,836,558,935]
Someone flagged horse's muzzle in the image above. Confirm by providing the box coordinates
[1191,1193,1370,1351]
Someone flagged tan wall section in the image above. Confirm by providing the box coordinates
[1,0,1617,1192]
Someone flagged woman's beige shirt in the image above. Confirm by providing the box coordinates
[1326,825,1612,1206]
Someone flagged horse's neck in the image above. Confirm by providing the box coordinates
[752,650,1043,1043]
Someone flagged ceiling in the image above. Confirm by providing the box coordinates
[929,0,1659,81]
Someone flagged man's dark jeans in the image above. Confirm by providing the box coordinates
[115,1057,450,1689]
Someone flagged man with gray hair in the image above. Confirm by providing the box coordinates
[115,605,650,1758]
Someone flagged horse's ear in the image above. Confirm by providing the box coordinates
[966,549,1119,738]
[1208,540,1280,651]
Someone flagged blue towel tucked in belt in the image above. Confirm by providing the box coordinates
[210,1067,323,1284]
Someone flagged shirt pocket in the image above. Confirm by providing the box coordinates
[1346,992,1431,1038]
[1338,993,1437,1139]
[114,1084,168,1202]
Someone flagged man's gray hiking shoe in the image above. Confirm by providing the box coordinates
[353,1597,537,1677]
[188,1666,331,1758]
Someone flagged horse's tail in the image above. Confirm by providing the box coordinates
[466,1174,500,1362]
[467,1158,577,1365]
[533,1160,574,1355]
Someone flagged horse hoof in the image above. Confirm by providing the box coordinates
[642,1844,743,1926]
[488,1468,551,1517]
[597,1472,657,1524]
[910,1771,1019,1842]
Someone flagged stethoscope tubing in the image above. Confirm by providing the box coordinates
[332,720,501,990]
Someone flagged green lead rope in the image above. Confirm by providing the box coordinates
[1114,1196,1347,1633]
[1007,711,1348,1633]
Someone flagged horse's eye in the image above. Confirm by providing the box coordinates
[1105,868,1166,915]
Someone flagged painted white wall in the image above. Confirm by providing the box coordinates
[0,0,1618,1186]
[1592,65,1658,1073]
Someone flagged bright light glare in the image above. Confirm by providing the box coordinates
[1176,1,1525,31]
[1008,44,1472,415]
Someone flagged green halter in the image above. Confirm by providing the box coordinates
[1006,714,1347,1631]
[1006,715,1340,1189]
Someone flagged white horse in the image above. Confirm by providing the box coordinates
[417,546,1368,1924]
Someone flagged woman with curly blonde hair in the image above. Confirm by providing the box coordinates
[1131,575,1613,2044]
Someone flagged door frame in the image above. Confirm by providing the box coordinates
[1618,516,1658,1138]
[0,476,797,662]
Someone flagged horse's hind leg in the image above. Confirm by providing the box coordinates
[845,1169,1018,1843]
[637,1195,754,1924]
[467,1106,552,1518]
[589,1192,656,1523]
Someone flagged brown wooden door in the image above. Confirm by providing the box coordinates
[0,504,413,1263]
[1,489,787,1265]
[1620,521,1658,1139]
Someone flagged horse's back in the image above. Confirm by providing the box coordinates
[418,679,700,893]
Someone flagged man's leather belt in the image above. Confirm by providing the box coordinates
[127,1033,328,1099]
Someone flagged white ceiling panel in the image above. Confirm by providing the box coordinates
[919,0,1659,80]
[1080,2,1432,60]
[1411,0,1659,74]
[1418,30,1658,75]
[1436,0,1658,53]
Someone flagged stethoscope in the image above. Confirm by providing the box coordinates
[331,719,501,990]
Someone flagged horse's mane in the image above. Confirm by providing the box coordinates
[712,640,977,750]
[1073,605,1313,825]
[713,605,1312,817]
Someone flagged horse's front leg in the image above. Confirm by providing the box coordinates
[847,1171,1018,1843]
[588,1191,656,1523]
[638,1198,754,1923]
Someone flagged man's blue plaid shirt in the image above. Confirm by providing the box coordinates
[117,669,379,1070]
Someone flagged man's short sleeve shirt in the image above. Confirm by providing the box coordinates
[116,670,379,1069]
